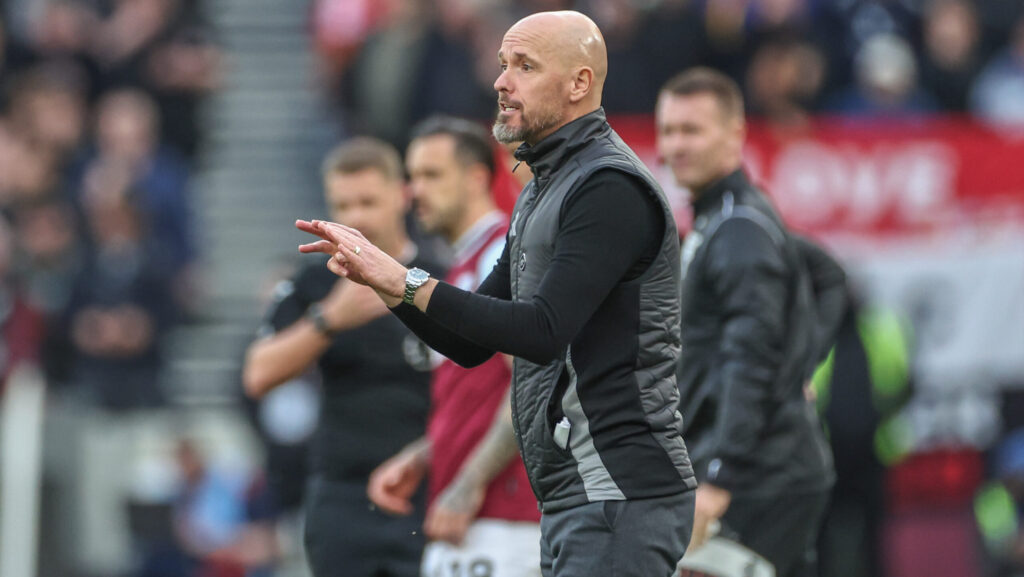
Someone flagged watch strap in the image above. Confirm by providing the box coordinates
[306,302,337,337]
[402,284,416,305]
[403,268,430,305]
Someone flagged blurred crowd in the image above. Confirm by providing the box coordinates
[0,1,233,576]
[313,0,1024,148]
[0,0,219,407]
[1,0,1023,577]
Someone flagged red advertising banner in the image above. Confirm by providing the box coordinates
[607,115,1024,440]
[609,115,1024,238]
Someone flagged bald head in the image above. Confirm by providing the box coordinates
[493,11,608,144]
[509,11,607,94]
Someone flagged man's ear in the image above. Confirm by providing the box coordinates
[731,117,747,155]
[466,163,491,195]
[399,182,413,213]
[568,67,594,104]
[732,116,747,141]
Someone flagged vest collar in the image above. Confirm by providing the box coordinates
[691,168,750,218]
[514,108,610,182]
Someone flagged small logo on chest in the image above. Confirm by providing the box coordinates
[518,252,527,272]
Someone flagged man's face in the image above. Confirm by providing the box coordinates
[493,31,568,145]
[655,92,742,192]
[324,168,404,247]
[407,135,469,240]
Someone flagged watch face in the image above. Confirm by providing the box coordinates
[408,268,430,285]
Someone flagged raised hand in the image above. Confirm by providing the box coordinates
[296,219,407,300]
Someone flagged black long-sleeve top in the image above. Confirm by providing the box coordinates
[392,169,663,366]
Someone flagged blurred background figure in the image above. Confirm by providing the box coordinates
[970,14,1024,128]
[813,284,913,577]
[5,62,89,167]
[975,429,1024,577]
[744,32,826,128]
[826,33,938,117]
[242,137,442,577]
[326,0,490,150]
[63,157,175,410]
[918,0,985,113]
[0,217,44,385]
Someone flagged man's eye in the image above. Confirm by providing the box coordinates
[522,63,532,71]
[500,63,508,71]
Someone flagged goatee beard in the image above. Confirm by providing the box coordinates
[492,121,523,144]
[493,106,564,145]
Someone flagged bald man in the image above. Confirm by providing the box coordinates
[298,11,696,577]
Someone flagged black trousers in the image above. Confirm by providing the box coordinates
[540,491,696,577]
[304,475,426,577]
[719,488,830,577]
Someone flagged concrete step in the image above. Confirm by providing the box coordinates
[167,0,327,408]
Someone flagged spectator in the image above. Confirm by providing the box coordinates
[816,0,921,94]
[62,158,176,409]
[700,0,755,82]
[10,195,85,384]
[80,88,196,307]
[975,429,1024,577]
[0,216,45,387]
[918,0,984,113]
[813,285,913,577]
[0,116,61,208]
[587,0,658,113]
[970,14,1024,127]
[745,33,827,127]
[137,0,223,162]
[339,0,491,148]
[827,33,938,118]
[6,62,90,170]
[10,195,83,316]
[639,0,708,111]
[1,13,42,108]
[26,1,100,93]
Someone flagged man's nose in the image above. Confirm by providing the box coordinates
[494,69,511,93]
[660,133,686,152]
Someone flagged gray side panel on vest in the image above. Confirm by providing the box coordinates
[562,348,626,501]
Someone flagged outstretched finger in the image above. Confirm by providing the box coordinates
[296,219,333,241]
[298,240,337,255]
[316,221,368,244]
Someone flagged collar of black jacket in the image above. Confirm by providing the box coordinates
[514,108,610,181]
[691,168,751,218]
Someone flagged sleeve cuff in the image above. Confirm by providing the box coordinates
[704,457,739,491]
[424,280,467,330]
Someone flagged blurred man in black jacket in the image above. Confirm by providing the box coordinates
[656,67,846,577]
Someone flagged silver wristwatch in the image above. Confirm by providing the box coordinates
[403,268,430,305]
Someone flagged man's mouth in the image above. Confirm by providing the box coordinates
[499,102,519,112]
